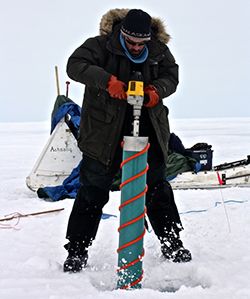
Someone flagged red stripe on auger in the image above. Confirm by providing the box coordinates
[118,249,145,271]
[119,165,149,190]
[118,186,148,211]
[120,142,150,169]
[120,270,144,290]
[118,207,147,232]
[117,227,146,253]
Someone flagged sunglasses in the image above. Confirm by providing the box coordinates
[125,37,147,46]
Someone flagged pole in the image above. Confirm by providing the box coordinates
[217,172,231,233]
[0,208,65,222]
[55,66,60,95]
[66,81,70,97]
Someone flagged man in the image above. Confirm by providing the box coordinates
[64,8,192,272]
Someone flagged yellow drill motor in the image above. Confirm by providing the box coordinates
[126,72,144,137]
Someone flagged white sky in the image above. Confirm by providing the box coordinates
[1,0,250,122]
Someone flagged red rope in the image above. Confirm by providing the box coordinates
[118,249,145,271]
[117,227,146,253]
[118,207,147,232]
[119,186,148,211]
[120,142,150,169]
[119,163,149,189]
[118,141,149,289]
[117,228,146,289]
[0,212,22,230]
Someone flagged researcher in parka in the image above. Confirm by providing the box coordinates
[63,8,192,272]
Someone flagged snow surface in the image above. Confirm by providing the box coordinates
[1,118,250,299]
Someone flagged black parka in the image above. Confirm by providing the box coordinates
[67,9,179,166]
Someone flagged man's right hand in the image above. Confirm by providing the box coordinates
[107,75,127,100]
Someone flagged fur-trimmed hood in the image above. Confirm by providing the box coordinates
[99,8,171,44]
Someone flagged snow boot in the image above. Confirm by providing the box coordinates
[63,242,88,272]
[160,232,192,263]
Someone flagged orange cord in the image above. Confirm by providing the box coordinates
[117,227,146,253]
[119,186,148,211]
[118,249,145,271]
[119,164,149,190]
[118,207,147,232]
[120,142,150,169]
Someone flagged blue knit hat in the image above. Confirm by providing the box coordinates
[121,9,152,40]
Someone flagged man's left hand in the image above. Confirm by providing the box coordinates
[143,84,159,107]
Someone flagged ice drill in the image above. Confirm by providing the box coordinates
[117,72,149,289]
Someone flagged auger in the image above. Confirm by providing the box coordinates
[117,72,149,289]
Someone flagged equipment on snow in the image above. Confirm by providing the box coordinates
[0,208,64,222]
[170,155,250,189]
[214,155,250,171]
[26,115,82,191]
[0,208,64,230]
[26,69,82,192]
